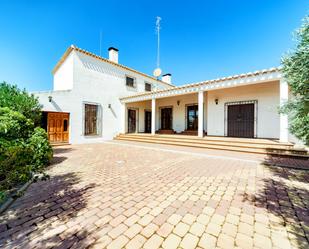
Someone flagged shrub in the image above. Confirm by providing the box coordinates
[28,127,53,172]
[0,88,52,202]
[0,140,33,193]
[0,82,42,125]
[0,107,34,140]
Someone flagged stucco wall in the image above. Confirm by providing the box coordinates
[53,53,74,91]
[207,81,280,139]
[126,101,151,133]
[155,93,207,133]
[35,50,171,144]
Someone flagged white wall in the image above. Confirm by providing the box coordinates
[207,81,280,139]
[35,50,170,144]
[126,101,151,133]
[53,53,74,91]
[155,93,206,133]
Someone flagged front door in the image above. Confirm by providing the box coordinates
[128,109,137,133]
[47,112,69,143]
[161,108,172,130]
[145,111,151,133]
[227,104,254,138]
[187,105,198,130]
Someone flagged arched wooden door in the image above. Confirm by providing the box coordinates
[47,112,69,143]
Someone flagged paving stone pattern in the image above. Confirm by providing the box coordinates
[0,143,308,249]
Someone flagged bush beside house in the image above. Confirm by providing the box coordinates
[0,82,52,202]
[281,16,309,145]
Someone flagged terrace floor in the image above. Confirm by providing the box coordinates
[0,141,308,249]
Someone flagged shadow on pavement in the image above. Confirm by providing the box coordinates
[0,172,97,249]
[244,165,309,248]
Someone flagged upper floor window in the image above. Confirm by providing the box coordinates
[145,82,152,91]
[126,76,136,88]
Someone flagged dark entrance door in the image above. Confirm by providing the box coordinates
[187,105,198,130]
[145,111,151,133]
[128,109,137,133]
[227,104,254,138]
[161,108,172,130]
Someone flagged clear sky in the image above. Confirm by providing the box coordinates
[0,0,308,91]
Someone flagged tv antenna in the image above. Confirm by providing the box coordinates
[153,16,162,78]
[99,30,103,56]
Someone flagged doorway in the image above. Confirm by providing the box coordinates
[160,107,173,130]
[47,112,69,143]
[144,110,151,133]
[227,103,255,138]
[128,109,137,133]
[186,105,198,130]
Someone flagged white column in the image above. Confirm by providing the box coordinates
[280,79,289,142]
[120,103,126,134]
[198,91,204,138]
[151,98,156,135]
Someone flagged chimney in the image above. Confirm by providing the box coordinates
[162,73,172,84]
[108,47,119,63]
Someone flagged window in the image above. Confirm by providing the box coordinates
[84,104,98,135]
[126,76,135,88]
[145,82,152,91]
[63,119,68,132]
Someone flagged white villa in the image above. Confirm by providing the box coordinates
[34,45,300,150]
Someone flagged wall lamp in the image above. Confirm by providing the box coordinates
[48,96,53,102]
[177,100,180,106]
[215,98,219,105]
[108,104,111,108]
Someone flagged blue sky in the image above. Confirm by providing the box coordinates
[0,0,308,91]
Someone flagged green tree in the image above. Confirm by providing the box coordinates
[0,82,42,125]
[0,84,52,201]
[0,107,34,140]
[281,16,309,145]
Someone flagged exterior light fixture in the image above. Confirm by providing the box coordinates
[177,100,180,106]
[108,104,111,108]
[215,98,219,105]
[48,96,52,102]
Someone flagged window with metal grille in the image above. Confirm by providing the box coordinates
[145,82,152,91]
[84,104,98,135]
[126,76,135,88]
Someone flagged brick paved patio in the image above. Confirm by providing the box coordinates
[0,142,308,249]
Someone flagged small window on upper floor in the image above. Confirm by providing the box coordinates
[145,82,152,92]
[126,76,136,88]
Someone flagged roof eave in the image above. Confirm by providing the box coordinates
[51,45,174,87]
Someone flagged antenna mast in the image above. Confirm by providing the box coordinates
[99,30,102,56]
[153,16,162,78]
[156,16,161,68]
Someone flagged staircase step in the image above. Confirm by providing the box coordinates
[115,134,308,158]
[116,134,295,150]
[119,133,293,147]
[116,136,267,154]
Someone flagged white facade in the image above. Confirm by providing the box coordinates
[34,46,172,144]
[34,45,300,145]
[207,81,280,138]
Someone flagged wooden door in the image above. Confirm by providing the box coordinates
[187,105,198,130]
[47,113,69,143]
[144,111,151,133]
[161,108,172,130]
[128,109,137,133]
[227,104,254,138]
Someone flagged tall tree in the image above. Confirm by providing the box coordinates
[281,16,309,145]
[0,82,42,125]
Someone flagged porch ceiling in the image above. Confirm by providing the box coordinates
[120,67,281,103]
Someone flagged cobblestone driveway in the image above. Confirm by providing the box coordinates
[0,142,308,249]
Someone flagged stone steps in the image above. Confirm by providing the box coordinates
[115,134,309,157]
